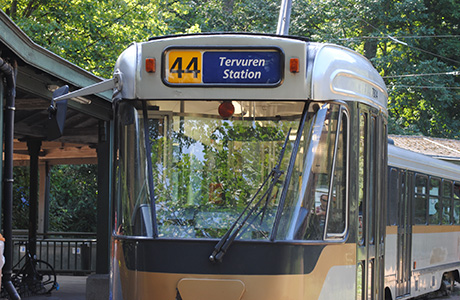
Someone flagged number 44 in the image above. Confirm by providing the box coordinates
[170,57,200,78]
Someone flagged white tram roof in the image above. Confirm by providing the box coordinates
[115,34,387,113]
[388,144,460,182]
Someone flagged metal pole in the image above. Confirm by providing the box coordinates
[96,120,111,274]
[27,140,42,259]
[276,0,293,35]
[0,57,20,299]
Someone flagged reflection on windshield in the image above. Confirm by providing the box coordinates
[116,100,348,241]
[116,100,304,240]
[275,103,348,241]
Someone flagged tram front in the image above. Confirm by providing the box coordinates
[111,34,387,300]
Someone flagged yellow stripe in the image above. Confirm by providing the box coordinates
[412,225,460,234]
[386,226,397,235]
[386,225,460,235]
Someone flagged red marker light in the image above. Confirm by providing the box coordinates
[290,58,299,73]
[218,101,235,118]
[145,58,156,73]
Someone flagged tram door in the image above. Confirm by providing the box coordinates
[357,110,386,300]
[396,170,412,297]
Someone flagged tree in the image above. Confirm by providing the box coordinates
[2,0,459,136]
[289,0,460,138]
[1,0,204,77]
[11,164,98,232]
[48,164,98,232]
[12,166,30,229]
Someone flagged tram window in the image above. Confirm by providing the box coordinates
[387,168,399,226]
[415,176,427,195]
[443,180,453,198]
[117,100,305,238]
[429,178,440,196]
[357,261,365,300]
[454,184,460,224]
[399,170,407,226]
[442,180,453,225]
[380,123,388,244]
[414,175,427,224]
[368,259,374,300]
[428,178,440,225]
[414,196,427,224]
[276,103,348,241]
[358,113,367,245]
[368,116,376,245]
[326,110,348,236]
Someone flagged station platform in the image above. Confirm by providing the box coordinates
[21,275,86,300]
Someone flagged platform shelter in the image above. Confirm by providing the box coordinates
[0,9,112,299]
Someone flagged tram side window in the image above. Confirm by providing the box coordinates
[387,168,399,226]
[358,113,367,245]
[454,184,460,224]
[428,178,441,225]
[326,111,348,236]
[277,103,348,241]
[442,180,453,225]
[414,175,427,224]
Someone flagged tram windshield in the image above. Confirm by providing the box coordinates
[115,100,347,241]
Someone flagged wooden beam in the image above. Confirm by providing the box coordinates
[11,139,98,165]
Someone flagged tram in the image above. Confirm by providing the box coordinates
[108,33,388,300]
[385,144,460,299]
[52,33,460,299]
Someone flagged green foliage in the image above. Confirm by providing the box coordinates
[11,164,97,232]
[48,164,98,232]
[290,0,460,139]
[1,0,459,137]
[12,166,30,229]
[1,0,278,77]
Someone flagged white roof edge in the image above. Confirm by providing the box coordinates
[310,43,388,113]
[388,144,460,182]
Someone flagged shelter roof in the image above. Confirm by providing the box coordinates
[0,10,112,162]
[389,135,460,164]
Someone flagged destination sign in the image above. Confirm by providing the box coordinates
[164,48,282,86]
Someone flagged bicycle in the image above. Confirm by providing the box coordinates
[2,241,59,298]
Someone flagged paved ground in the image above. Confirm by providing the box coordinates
[427,283,460,300]
[19,275,86,300]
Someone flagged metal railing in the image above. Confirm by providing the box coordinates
[11,231,97,274]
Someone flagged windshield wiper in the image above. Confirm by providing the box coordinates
[209,128,292,263]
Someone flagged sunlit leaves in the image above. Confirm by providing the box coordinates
[290,0,460,139]
[2,0,459,138]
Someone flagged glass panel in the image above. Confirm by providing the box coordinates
[428,197,440,225]
[387,169,398,226]
[414,175,427,224]
[380,122,387,243]
[442,198,451,225]
[326,111,347,236]
[454,184,460,224]
[430,178,440,196]
[358,113,367,245]
[116,100,304,238]
[443,180,452,198]
[414,195,427,224]
[368,259,374,300]
[415,176,427,195]
[117,102,153,237]
[357,262,364,300]
[428,178,440,225]
[275,103,347,240]
[399,171,406,226]
[369,117,376,245]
